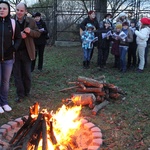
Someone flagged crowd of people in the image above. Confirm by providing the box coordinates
[0,2,150,114]
[79,10,150,73]
[0,1,48,113]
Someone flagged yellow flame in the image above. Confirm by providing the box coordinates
[37,105,82,149]
[52,105,82,146]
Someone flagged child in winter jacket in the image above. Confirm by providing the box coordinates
[111,24,122,69]
[118,21,133,73]
[96,20,113,69]
[135,17,150,72]
[81,23,97,69]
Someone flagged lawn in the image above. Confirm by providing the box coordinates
[0,45,150,150]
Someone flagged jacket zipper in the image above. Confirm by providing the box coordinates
[2,18,5,61]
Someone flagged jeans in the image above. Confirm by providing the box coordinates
[13,50,31,98]
[0,59,14,106]
[119,46,128,71]
[83,48,92,61]
[31,44,46,71]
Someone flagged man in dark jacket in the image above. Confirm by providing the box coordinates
[13,2,41,102]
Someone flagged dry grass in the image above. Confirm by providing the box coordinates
[0,45,150,150]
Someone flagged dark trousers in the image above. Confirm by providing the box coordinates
[127,43,137,67]
[13,50,31,98]
[31,44,45,71]
[145,43,149,67]
[97,47,109,67]
[114,55,120,69]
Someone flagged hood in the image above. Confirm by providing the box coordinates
[0,1,11,19]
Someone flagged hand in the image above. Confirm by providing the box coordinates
[21,31,27,39]
[39,28,44,32]
[24,27,31,34]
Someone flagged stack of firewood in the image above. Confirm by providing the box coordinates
[60,75,126,115]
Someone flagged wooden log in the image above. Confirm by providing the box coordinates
[29,102,39,117]
[59,86,79,92]
[33,124,42,150]
[109,93,120,99]
[76,87,102,93]
[9,116,34,145]
[21,114,43,149]
[94,75,106,81]
[71,93,96,109]
[92,100,109,115]
[96,96,104,102]
[77,76,103,88]
[42,116,47,150]
[49,121,58,145]
[68,82,86,90]
[95,91,106,96]
[10,102,40,145]
[103,83,115,88]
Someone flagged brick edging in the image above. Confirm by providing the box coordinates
[0,117,103,150]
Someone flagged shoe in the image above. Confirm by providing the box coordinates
[25,93,30,97]
[2,105,12,112]
[15,97,23,103]
[0,106,4,113]
[137,68,143,73]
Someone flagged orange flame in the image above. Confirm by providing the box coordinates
[37,104,82,149]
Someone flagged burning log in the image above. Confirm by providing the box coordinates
[63,93,96,109]
[92,100,109,115]
[9,103,58,150]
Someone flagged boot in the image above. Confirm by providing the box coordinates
[87,61,90,69]
[83,61,86,69]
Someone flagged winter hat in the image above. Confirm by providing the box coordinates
[34,12,41,17]
[130,19,137,24]
[116,24,122,29]
[88,10,95,15]
[122,21,129,26]
[86,23,94,29]
[0,1,11,17]
[104,13,112,19]
[119,12,127,17]
[140,17,150,25]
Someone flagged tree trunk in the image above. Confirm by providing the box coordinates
[94,0,107,23]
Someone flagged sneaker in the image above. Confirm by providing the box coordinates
[0,106,4,113]
[137,68,143,73]
[2,105,12,112]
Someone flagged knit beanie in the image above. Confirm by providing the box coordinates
[116,24,122,29]
[122,21,129,26]
[33,12,41,17]
[119,12,127,17]
[140,17,150,25]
